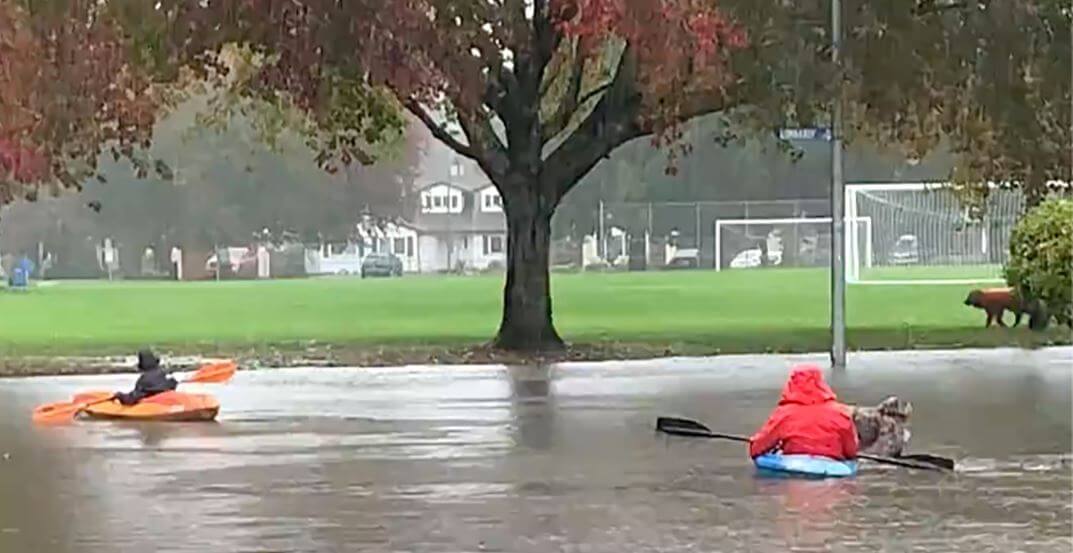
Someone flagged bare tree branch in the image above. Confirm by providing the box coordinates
[404,99,477,160]
[456,107,511,180]
[542,49,729,199]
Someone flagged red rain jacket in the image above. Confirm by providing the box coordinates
[748,366,859,460]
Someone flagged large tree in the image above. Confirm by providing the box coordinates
[6,0,1070,351]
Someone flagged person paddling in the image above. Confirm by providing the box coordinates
[748,364,858,461]
[115,350,177,406]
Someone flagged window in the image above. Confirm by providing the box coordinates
[433,195,444,208]
[393,238,406,255]
[422,195,430,209]
[489,235,504,254]
[483,193,503,210]
[406,237,414,256]
[450,195,459,210]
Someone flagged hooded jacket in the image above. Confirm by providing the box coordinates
[748,365,858,460]
[116,350,177,406]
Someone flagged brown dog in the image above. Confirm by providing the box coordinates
[964,287,1037,328]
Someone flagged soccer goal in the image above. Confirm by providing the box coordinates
[845,183,1024,285]
[714,216,872,272]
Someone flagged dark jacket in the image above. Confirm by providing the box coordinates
[749,365,859,460]
[116,351,177,406]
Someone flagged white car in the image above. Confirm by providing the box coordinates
[889,234,920,265]
[729,248,782,269]
[205,247,254,272]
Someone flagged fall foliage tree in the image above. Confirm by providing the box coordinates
[0,0,159,198]
[5,0,1070,351]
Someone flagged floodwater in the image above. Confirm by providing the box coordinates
[0,348,1070,553]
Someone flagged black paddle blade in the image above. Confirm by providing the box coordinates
[656,416,956,471]
[656,416,713,434]
[897,453,956,472]
[656,417,752,442]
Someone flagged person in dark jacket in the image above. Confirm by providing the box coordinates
[115,350,177,406]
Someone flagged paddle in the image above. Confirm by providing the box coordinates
[31,360,237,425]
[656,416,955,472]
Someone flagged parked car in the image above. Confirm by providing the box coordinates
[665,248,700,269]
[729,247,782,269]
[361,253,403,278]
[205,247,256,275]
[889,234,920,265]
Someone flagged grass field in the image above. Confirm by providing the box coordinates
[0,269,1065,359]
[857,264,1004,282]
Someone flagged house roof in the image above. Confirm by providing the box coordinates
[415,179,490,193]
[413,134,493,192]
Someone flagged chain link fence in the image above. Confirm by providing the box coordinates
[566,199,829,270]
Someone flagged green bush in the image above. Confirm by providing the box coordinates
[1004,198,1073,326]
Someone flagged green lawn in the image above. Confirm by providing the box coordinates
[857,264,1004,282]
[0,269,1065,357]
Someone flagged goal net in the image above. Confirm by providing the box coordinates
[715,216,871,272]
[845,183,1024,284]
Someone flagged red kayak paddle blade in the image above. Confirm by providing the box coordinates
[186,361,237,384]
[31,401,84,425]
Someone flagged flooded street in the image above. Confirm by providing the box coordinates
[0,348,1069,552]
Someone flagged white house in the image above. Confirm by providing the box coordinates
[412,166,508,272]
[304,219,420,275]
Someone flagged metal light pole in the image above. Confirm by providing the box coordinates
[830,0,847,370]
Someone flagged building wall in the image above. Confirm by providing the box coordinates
[304,224,421,275]
[417,235,448,273]
[385,226,420,273]
[474,233,507,270]
[416,232,507,272]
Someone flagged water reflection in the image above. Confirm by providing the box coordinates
[754,476,859,549]
[506,364,556,451]
[0,413,96,553]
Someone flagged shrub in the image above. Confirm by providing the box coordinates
[1004,198,1073,326]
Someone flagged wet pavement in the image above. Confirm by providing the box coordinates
[0,347,1070,552]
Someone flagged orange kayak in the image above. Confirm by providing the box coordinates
[73,391,220,422]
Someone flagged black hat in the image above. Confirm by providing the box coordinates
[137,350,160,372]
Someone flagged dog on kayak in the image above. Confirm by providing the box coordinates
[849,396,912,457]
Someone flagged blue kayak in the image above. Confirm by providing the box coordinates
[754,453,857,478]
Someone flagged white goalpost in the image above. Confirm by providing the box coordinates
[844,182,1024,285]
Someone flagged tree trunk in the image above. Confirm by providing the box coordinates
[493,185,565,351]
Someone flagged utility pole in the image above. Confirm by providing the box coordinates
[830,0,847,370]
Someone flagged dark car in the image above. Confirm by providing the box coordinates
[361,253,403,278]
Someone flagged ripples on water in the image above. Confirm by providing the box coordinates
[0,348,1069,552]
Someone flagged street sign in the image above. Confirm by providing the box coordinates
[778,127,832,141]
